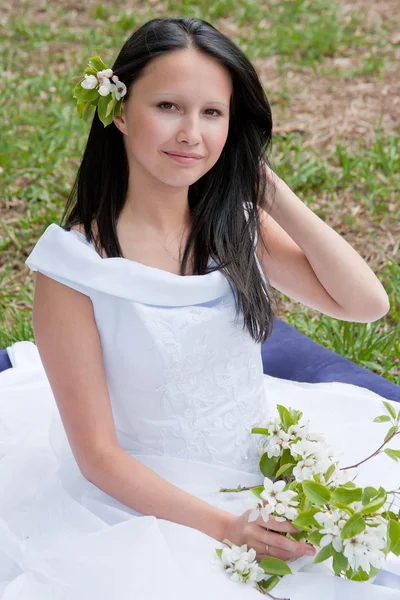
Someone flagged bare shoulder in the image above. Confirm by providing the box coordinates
[70,221,106,257]
[70,223,86,235]
[70,222,99,237]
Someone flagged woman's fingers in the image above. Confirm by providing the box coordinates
[257,514,300,534]
[250,540,299,562]
[260,529,312,556]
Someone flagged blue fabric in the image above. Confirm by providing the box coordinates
[1,320,399,403]
[262,318,400,402]
[0,348,11,372]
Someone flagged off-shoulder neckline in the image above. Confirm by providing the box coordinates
[68,226,217,279]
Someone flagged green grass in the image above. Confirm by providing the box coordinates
[0,0,399,386]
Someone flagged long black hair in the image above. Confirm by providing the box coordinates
[61,16,278,344]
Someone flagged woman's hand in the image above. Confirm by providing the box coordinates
[223,509,316,562]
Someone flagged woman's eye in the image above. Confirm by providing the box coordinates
[157,103,221,117]
[158,102,176,110]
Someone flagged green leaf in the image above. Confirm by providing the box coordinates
[331,486,362,506]
[332,503,355,516]
[259,575,280,592]
[276,463,295,478]
[373,415,391,423]
[332,548,348,574]
[105,96,117,118]
[88,55,109,72]
[289,409,303,424]
[314,543,333,564]
[341,513,366,539]
[360,487,387,515]
[251,485,266,499]
[251,428,269,435]
[259,557,292,576]
[287,480,299,492]
[114,98,123,117]
[383,400,397,420]
[72,83,99,102]
[384,426,399,444]
[215,548,222,558]
[291,509,320,531]
[276,405,295,430]
[76,99,85,118]
[384,449,400,462]
[388,520,400,555]
[280,448,292,466]
[302,481,331,506]
[306,531,323,546]
[324,463,336,482]
[346,567,370,581]
[84,67,98,76]
[97,95,111,126]
[381,510,398,522]
[82,101,93,118]
[259,454,279,478]
[362,487,379,505]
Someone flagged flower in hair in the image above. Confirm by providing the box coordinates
[71,56,127,127]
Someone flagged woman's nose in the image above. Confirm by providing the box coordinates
[177,115,202,144]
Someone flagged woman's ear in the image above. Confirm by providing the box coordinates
[113,101,128,135]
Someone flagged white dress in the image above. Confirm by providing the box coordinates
[1,223,399,600]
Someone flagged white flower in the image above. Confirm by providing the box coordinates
[307,431,327,443]
[290,439,321,460]
[342,524,387,574]
[263,428,290,459]
[274,502,299,522]
[81,74,98,89]
[314,510,348,552]
[114,80,127,100]
[260,478,299,522]
[219,543,266,584]
[288,422,309,440]
[245,494,274,523]
[97,68,114,79]
[98,77,113,96]
[267,418,282,436]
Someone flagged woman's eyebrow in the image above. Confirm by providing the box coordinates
[152,92,229,108]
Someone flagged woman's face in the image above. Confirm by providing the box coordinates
[113,48,232,187]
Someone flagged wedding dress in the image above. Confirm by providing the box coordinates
[1,223,399,599]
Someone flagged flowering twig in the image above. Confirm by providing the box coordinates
[219,484,260,493]
[341,432,399,471]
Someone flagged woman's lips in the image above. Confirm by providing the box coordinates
[164,152,202,165]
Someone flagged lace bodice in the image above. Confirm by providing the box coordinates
[25,223,270,474]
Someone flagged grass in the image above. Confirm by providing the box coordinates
[0,0,399,385]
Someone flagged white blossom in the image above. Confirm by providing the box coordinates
[260,478,299,522]
[261,420,291,458]
[114,80,127,100]
[245,493,274,523]
[288,422,309,440]
[97,68,114,78]
[80,74,98,89]
[98,77,113,96]
[218,544,266,584]
[314,510,347,552]
[343,526,386,574]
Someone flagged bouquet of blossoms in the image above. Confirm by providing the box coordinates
[214,401,400,598]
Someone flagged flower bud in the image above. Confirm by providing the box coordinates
[98,85,111,96]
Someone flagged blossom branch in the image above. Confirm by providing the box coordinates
[341,431,399,471]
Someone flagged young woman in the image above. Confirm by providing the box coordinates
[1,16,397,600]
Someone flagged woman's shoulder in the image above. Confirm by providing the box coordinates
[70,221,106,258]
